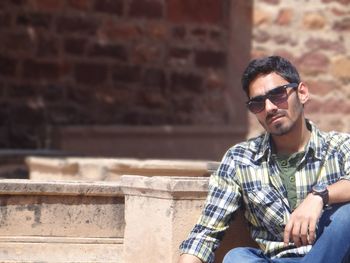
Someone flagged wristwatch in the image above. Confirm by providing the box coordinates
[311,183,329,207]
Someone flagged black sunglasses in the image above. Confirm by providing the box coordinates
[246,83,299,114]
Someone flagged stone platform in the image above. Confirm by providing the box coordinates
[0,157,256,262]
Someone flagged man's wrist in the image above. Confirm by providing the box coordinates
[311,183,329,207]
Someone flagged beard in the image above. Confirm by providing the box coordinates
[260,108,302,136]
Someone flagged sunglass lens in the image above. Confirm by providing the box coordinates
[268,87,288,104]
[248,101,264,113]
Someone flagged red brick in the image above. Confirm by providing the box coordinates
[333,17,350,31]
[195,50,226,68]
[36,35,60,57]
[67,0,91,11]
[322,0,350,5]
[172,26,186,39]
[112,64,141,83]
[36,84,65,102]
[307,80,339,96]
[94,0,123,15]
[142,68,165,88]
[275,9,293,26]
[0,55,17,77]
[167,0,223,24]
[297,52,329,75]
[319,99,350,114]
[56,15,99,35]
[100,20,142,41]
[64,37,87,55]
[22,60,66,81]
[33,0,64,11]
[2,32,34,54]
[129,0,164,19]
[74,62,108,85]
[170,72,203,93]
[305,38,345,53]
[138,90,167,109]
[261,0,280,4]
[7,83,38,98]
[131,44,163,64]
[254,30,270,43]
[16,12,52,29]
[0,12,12,28]
[88,43,128,61]
[168,47,191,67]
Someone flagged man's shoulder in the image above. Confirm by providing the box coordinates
[224,133,266,160]
[313,124,350,151]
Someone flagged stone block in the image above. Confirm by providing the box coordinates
[26,157,215,181]
[0,238,123,263]
[0,179,124,262]
[120,175,256,263]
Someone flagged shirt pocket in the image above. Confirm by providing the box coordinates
[246,187,286,239]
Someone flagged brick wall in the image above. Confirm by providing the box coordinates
[0,0,243,149]
[249,0,350,136]
[1,0,349,151]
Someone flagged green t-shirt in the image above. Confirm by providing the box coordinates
[273,151,305,210]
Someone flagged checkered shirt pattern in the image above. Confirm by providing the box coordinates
[179,121,350,263]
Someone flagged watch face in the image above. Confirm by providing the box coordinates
[313,184,327,193]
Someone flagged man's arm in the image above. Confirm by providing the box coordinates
[178,254,203,263]
[328,179,350,204]
[284,179,350,247]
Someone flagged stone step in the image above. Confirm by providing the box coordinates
[0,236,123,262]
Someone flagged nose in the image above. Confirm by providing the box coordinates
[264,98,278,113]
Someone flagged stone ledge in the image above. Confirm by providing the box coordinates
[120,175,209,199]
[0,236,123,244]
[0,241,123,263]
[26,157,219,181]
[0,179,123,197]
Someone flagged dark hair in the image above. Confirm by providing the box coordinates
[241,56,300,97]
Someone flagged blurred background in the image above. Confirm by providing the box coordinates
[0,0,349,162]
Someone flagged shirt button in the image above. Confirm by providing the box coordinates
[281,160,287,166]
[290,176,295,183]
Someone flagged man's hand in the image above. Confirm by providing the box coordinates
[283,193,323,247]
[178,254,203,263]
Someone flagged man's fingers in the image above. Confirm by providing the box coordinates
[308,220,317,245]
[300,221,309,246]
[292,222,302,247]
[284,221,293,246]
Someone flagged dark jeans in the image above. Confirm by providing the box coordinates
[223,203,350,263]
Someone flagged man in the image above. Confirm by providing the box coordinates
[178,56,350,263]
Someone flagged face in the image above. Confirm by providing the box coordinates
[248,72,308,136]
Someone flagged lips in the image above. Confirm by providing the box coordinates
[267,114,284,124]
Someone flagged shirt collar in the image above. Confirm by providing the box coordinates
[253,119,324,162]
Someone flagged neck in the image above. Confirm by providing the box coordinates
[272,117,310,154]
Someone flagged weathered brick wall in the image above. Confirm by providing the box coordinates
[0,0,234,149]
[1,0,349,150]
[249,0,350,136]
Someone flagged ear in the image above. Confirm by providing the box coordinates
[297,82,309,105]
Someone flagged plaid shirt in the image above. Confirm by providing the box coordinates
[180,121,350,263]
